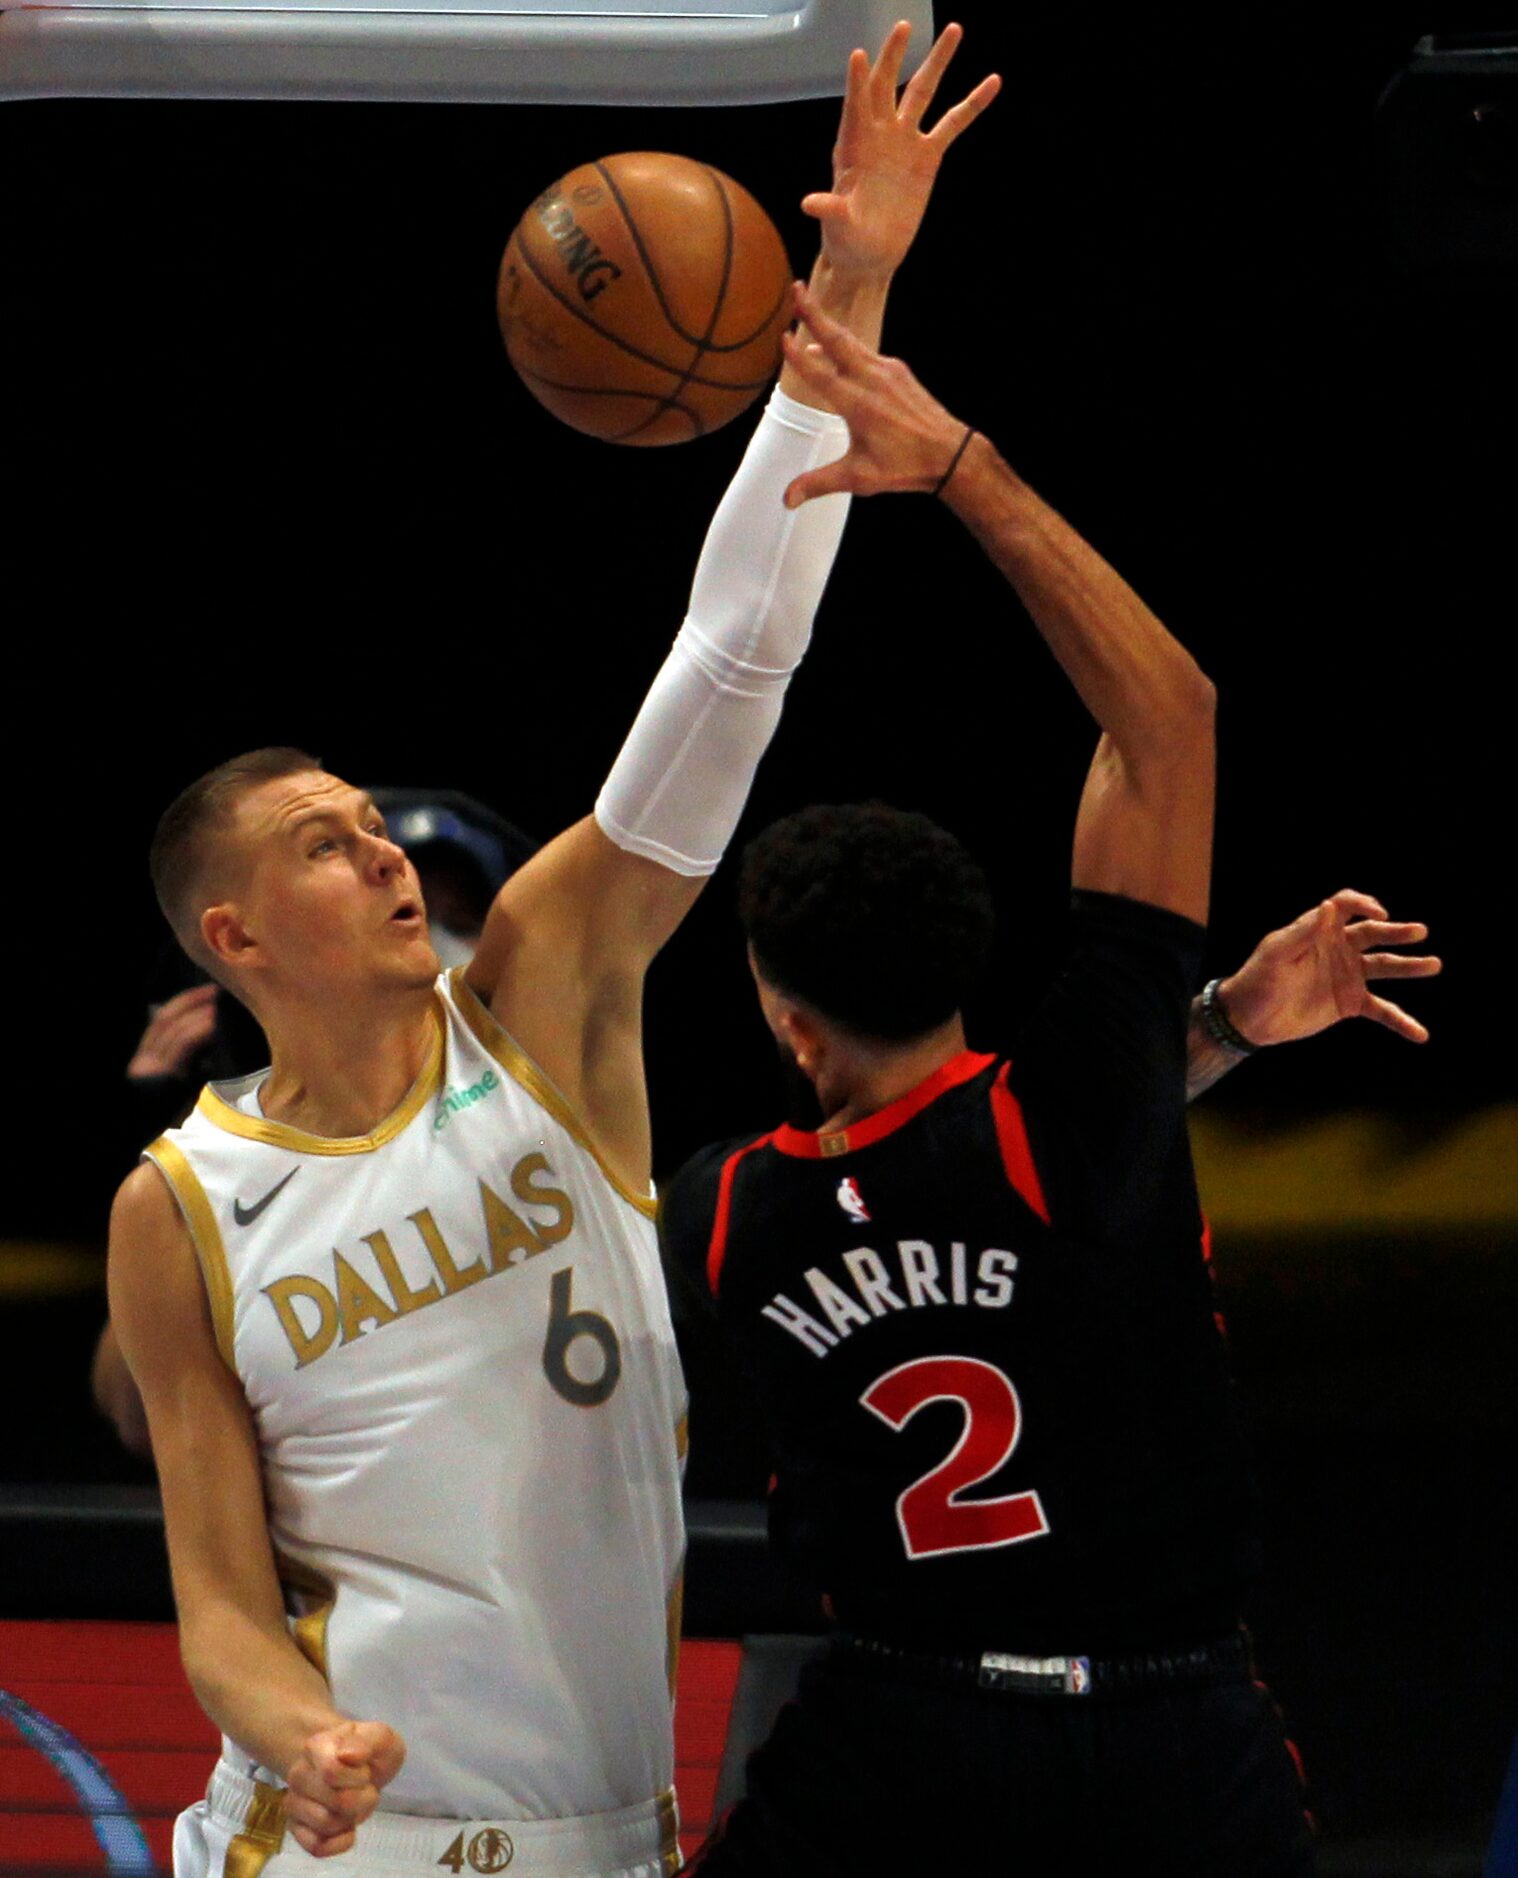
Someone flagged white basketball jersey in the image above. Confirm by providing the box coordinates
[145,969,687,1835]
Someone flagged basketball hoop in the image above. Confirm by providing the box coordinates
[0,0,934,104]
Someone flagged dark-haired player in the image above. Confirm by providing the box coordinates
[106,34,1001,1878]
[660,293,1439,1876]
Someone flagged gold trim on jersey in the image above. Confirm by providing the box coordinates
[146,1136,236,1371]
[195,998,446,1156]
[657,1788,681,1877]
[223,1778,286,1878]
[448,968,659,1221]
[276,1550,337,1678]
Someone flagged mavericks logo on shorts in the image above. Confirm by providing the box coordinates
[438,1825,514,1872]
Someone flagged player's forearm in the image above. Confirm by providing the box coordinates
[181,1601,348,1781]
[944,437,1215,759]
[780,257,891,414]
[594,387,850,877]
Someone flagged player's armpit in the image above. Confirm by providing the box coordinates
[108,1166,350,1782]
[1069,719,1216,928]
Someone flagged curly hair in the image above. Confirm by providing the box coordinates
[737,802,995,1043]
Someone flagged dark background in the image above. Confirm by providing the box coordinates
[1,3,1510,1211]
[1,6,1514,1866]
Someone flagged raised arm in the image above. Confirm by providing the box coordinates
[780,291,1215,925]
[465,23,999,1196]
[108,1165,404,1859]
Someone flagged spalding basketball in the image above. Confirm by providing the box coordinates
[498,152,793,446]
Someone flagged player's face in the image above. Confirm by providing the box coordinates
[224,772,440,998]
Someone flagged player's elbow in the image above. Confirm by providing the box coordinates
[1127,655,1215,768]
[1168,655,1216,728]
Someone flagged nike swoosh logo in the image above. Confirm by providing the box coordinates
[232,1169,298,1228]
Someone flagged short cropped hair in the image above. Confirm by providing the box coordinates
[737,802,995,1043]
[149,747,322,966]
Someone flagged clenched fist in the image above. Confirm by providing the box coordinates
[284,1719,406,1858]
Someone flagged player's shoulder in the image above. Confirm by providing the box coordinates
[658,1132,768,1265]
[110,1157,186,1247]
[1065,888,1207,964]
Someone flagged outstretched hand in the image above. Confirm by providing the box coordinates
[1219,889,1441,1048]
[284,1719,406,1858]
[780,285,973,507]
[806,20,1000,281]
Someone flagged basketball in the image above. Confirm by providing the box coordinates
[497,152,793,446]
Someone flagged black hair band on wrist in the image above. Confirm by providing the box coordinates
[1199,978,1259,1055]
[932,425,977,499]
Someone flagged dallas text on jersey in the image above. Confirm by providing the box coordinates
[261,1149,575,1370]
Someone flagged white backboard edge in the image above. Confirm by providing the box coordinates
[0,0,936,103]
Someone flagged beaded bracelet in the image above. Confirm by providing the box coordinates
[1199,978,1259,1055]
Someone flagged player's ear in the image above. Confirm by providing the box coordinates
[201,902,258,976]
[778,1005,825,1073]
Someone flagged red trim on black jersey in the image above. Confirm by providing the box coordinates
[989,1062,1051,1226]
[1201,1212,1233,1342]
[706,1134,775,1298]
[770,1050,996,1161]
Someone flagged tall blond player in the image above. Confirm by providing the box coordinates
[106,24,1000,1878]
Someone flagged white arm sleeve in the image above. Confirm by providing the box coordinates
[594,385,851,876]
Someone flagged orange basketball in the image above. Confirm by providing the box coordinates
[498,152,793,446]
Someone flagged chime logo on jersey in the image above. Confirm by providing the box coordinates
[836,1176,870,1224]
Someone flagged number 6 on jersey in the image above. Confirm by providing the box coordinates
[861,1355,1050,1560]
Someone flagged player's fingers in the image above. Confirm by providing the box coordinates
[341,1720,403,1769]
[791,285,877,371]
[289,1820,358,1860]
[780,323,844,394]
[799,191,850,226]
[161,1004,219,1052]
[161,984,219,1014]
[784,459,863,511]
[284,1782,367,1837]
[365,1727,407,1787]
[1347,919,1428,950]
[927,72,1003,149]
[305,1736,373,1789]
[1363,994,1430,1042]
[869,18,914,108]
[1362,953,1442,979]
[1327,888,1389,921]
[897,20,962,126]
[837,44,869,125]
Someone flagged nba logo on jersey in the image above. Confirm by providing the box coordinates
[836,1177,870,1223]
[1066,1657,1092,1695]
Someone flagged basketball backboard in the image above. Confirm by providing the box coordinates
[0,0,934,103]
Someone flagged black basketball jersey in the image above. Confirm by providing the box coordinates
[660,891,1261,1656]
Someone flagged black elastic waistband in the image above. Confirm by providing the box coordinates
[836,1628,1251,1698]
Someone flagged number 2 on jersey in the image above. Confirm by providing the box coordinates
[860,1355,1050,1560]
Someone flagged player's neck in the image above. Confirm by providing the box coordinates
[813,1015,968,1134]
[258,987,438,1139]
